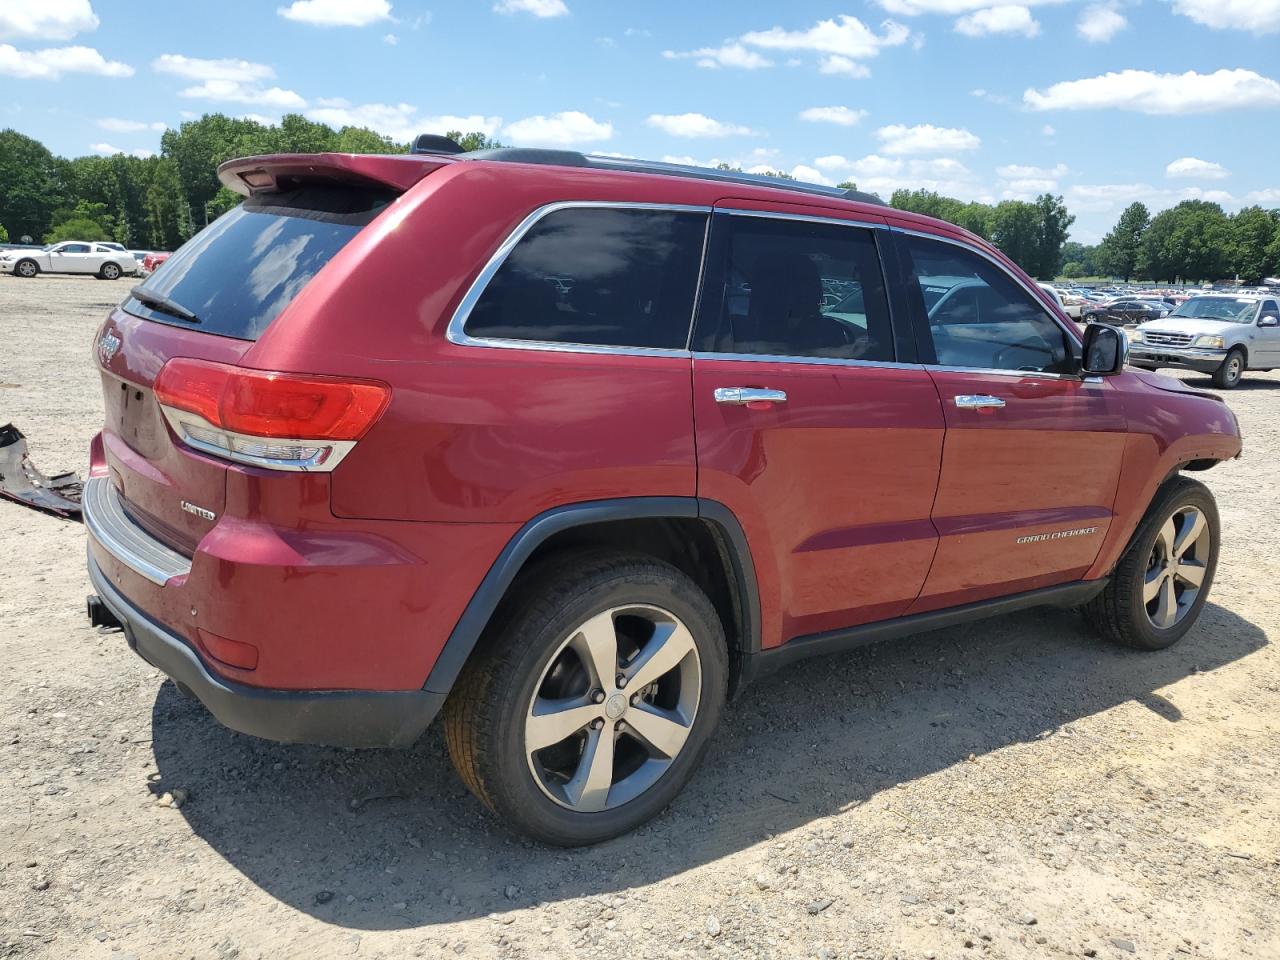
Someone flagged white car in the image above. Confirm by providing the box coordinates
[0,241,139,280]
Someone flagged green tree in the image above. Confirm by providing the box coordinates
[0,129,68,241]
[447,131,503,152]
[1061,261,1086,278]
[0,223,8,242]
[1096,202,1149,281]
[989,200,1041,271]
[1229,206,1279,284]
[1033,193,1074,279]
[1138,201,1231,282]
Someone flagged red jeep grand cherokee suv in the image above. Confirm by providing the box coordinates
[85,144,1242,845]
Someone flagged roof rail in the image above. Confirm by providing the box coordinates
[457,146,887,207]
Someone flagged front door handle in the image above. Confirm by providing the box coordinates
[954,394,1006,410]
[714,387,788,406]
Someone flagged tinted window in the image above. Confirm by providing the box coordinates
[127,185,394,341]
[903,235,1071,373]
[59,243,90,253]
[693,215,894,361]
[464,207,707,349]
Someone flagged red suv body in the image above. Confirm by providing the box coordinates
[86,147,1242,843]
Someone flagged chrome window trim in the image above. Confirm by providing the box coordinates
[693,351,924,371]
[715,207,887,232]
[924,363,1104,385]
[82,476,193,585]
[890,225,1085,350]
[447,200,712,357]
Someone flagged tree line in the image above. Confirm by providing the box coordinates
[3,113,1277,284]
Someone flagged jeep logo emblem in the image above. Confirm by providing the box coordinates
[97,330,121,364]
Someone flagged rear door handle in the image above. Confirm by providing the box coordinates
[714,387,788,406]
[954,394,1006,410]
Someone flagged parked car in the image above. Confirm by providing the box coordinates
[1085,299,1169,325]
[0,241,138,279]
[142,251,170,274]
[83,145,1242,845]
[1128,293,1280,388]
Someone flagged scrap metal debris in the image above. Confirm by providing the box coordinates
[0,423,83,519]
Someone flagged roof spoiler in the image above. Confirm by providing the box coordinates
[218,152,448,196]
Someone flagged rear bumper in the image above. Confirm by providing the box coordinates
[88,552,445,748]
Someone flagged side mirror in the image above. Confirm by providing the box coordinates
[1080,323,1127,377]
[1259,315,1279,328]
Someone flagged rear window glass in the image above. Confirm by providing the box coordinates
[126,185,394,341]
[463,207,707,350]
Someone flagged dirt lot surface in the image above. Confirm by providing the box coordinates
[1,275,1277,960]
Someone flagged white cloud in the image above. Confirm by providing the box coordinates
[876,123,980,154]
[742,14,910,59]
[1067,183,1238,215]
[799,105,868,126]
[1166,157,1230,179]
[153,54,275,83]
[0,0,98,41]
[818,55,871,77]
[1172,0,1280,32]
[383,33,398,44]
[1246,188,1280,204]
[305,100,502,141]
[646,112,755,138]
[662,43,772,69]
[955,5,1041,37]
[996,162,1067,178]
[810,152,994,202]
[98,118,166,132]
[278,0,392,26]
[178,79,305,109]
[494,0,568,17]
[790,164,833,185]
[1002,178,1057,198]
[503,110,612,145]
[876,0,1062,13]
[0,44,132,79]
[1024,68,1280,114]
[1076,5,1126,42]
[1041,124,1056,136]
[90,142,154,158]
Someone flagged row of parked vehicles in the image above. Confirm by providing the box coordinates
[0,241,169,279]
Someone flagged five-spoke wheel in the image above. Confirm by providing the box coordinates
[1143,505,1210,630]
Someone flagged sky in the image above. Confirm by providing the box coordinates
[2,0,1279,243]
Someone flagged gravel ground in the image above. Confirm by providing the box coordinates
[1,274,1277,960]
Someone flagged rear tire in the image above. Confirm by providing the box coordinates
[99,262,121,280]
[1212,348,1245,389]
[443,550,728,846]
[15,259,38,278]
[1084,476,1219,651]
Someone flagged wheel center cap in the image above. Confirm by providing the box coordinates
[604,693,628,720]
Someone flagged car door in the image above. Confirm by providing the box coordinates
[1256,300,1280,366]
[892,230,1128,613]
[50,242,92,273]
[691,205,945,646]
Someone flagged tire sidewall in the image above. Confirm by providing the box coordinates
[16,260,37,278]
[1217,350,1244,389]
[489,566,728,846]
[1121,481,1220,649]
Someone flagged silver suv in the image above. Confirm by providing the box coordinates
[1128,293,1280,388]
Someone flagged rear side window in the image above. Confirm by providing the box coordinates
[693,214,894,362]
[126,185,394,341]
[463,206,707,350]
[902,235,1072,374]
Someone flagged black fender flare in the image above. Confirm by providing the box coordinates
[422,497,761,696]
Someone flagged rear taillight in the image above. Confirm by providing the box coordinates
[154,358,390,471]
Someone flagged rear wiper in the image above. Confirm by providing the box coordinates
[129,286,201,324]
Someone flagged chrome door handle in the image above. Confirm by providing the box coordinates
[714,387,788,406]
[954,394,1006,410]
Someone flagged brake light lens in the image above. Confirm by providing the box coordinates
[154,358,390,471]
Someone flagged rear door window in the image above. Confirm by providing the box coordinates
[462,206,708,350]
[126,184,395,341]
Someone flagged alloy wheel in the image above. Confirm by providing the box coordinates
[1225,356,1242,385]
[17,262,36,278]
[1144,505,1211,629]
[524,604,701,813]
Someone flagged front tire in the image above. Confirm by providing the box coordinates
[1084,476,1219,651]
[14,259,38,278]
[444,550,728,846]
[1212,348,1245,389]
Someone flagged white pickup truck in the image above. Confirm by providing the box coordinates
[0,242,139,280]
